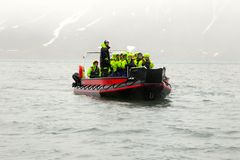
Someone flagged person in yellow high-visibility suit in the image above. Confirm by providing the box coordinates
[134,52,144,67]
[87,60,100,78]
[143,53,154,69]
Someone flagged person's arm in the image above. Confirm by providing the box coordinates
[122,60,127,69]
[139,60,143,67]
[87,68,92,78]
[98,68,101,77]
[100,48,106,61]
[107,51,110,62]
[134,60,137,66]
[150,61,154,69]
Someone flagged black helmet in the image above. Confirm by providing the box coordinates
[93,60,98,64]
[104,40,109,44]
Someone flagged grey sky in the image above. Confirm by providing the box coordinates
[0,0,239,62]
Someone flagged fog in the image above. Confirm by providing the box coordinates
[0,0,239,62]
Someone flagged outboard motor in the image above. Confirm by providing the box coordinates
[129,67,164,83]
[146,68,163,83]
[72,65,85,87]
[129,67,147,81]
[72,73,81,87]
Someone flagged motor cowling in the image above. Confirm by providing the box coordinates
[72,65,84,87]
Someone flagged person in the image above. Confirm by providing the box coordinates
[143,53,154,69]
[109,53,116,75]
[133,52,138,60]
[110,53,118,77]
[126,53,136,70]
[115,54,122,76]
[120,53,128,76]
[134,52,143,67]
[100,40,110,77]
[87,60,100,78]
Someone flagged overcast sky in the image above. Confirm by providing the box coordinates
[0,0,239,62]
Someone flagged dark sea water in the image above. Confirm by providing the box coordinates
[0,60,240,160]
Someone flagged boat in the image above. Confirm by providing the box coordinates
[72,64,171,100]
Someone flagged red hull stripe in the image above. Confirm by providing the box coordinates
[74,83,171,94]
[74,84,144,94]
[82,78,128,85]
[100,84,144,93]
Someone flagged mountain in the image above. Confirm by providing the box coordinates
[0,0,239,62]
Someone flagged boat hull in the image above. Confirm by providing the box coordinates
[72,67,172,100]
[73,80,171,100]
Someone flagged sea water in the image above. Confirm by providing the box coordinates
[0,60,240,160]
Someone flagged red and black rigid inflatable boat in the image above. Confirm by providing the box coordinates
[72,67,171,100]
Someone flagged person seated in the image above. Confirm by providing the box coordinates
[126,53,136,70]
[109,53,116,73]
[120,53,128,77]
[133,52,138,60]
[143,53,154,69]
[114,54,122,76]
[134,52,143,67]
[117,53,126,76]
[109,53,118,77]
[87,60,100,78]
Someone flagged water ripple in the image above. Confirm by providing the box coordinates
[1,61,240,160]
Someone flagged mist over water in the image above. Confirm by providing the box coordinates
[0,60,240,160]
